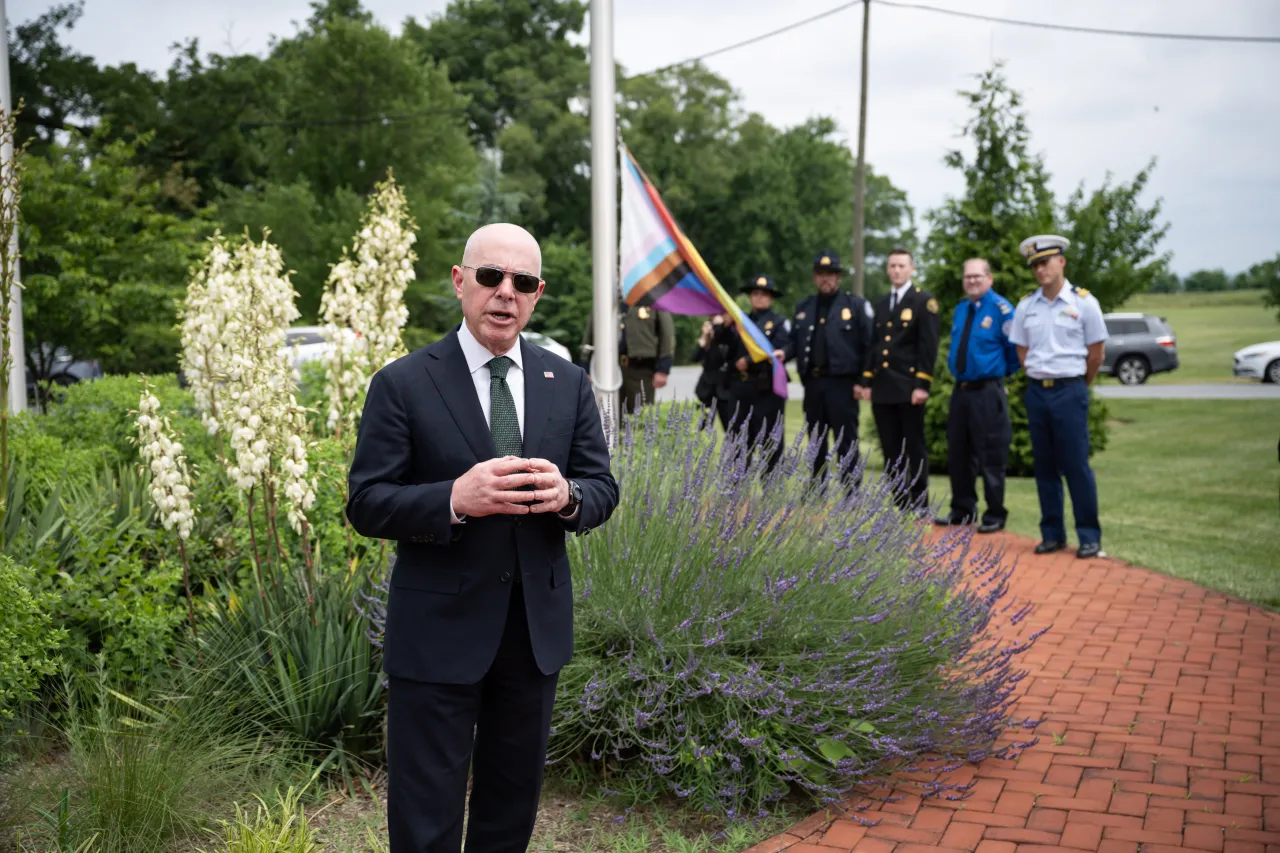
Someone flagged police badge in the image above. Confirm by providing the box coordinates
[841,307,852,321]
[901,308,913,322]
[981,316,993,330]
[637,306,650,319]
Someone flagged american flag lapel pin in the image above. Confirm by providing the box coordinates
[544,371,554,378]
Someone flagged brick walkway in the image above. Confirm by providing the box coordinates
[745,531,1280,853]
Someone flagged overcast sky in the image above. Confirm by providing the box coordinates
[9,0,1279,275]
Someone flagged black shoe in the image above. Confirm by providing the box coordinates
[1077,542,1101,559]
[1034,539,1067,555]
[977,518,1005,534]
[933,514,964,525]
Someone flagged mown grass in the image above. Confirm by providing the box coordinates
[1109,288,1279,384]
[781,396,1280,609]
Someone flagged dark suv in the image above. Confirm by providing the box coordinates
[1101,312,1179,385]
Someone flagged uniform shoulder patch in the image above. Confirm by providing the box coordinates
[926,297,939,314]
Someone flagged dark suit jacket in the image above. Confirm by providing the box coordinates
[858,284,941,405]
[793,291,873,380]
[346,328,619,685]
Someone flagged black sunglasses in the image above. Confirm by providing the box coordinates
[464,264,541,294]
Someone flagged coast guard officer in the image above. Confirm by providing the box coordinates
[934,258,1019,533]
[856,247,940,514]
[1009,235,1108,559]
[726,275,793,472]
[793,250,873,485]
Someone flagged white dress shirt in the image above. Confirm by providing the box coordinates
[450,323,577,523]
[889,280,912,311]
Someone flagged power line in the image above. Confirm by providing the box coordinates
[873,0,1280,43]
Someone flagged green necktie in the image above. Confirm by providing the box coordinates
[487,356,523,457]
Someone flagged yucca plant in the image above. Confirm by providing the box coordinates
[195,555,387,782]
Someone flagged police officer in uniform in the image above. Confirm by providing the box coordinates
[581,301,675,417]
[725,275,793,472]
[793,250,873,484]
[934,258,1019,533]
[856,248,940,514]
[1009,235,1109,559]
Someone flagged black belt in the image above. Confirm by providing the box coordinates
[620,355,656,368]
[956,378,1001,391]
[1028,376,1084,388]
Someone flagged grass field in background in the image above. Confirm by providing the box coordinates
[1107,288,1279,384]
[781,397,1280,609]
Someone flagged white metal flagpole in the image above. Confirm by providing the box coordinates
[0,0,26,415]
[589,0,619,436]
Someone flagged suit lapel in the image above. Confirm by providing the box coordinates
[519,338,551,458]
[424,330,496,461]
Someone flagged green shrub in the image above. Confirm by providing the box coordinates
[523,404,1040,819]
[923,343,1109,477]
[0,556,66,720]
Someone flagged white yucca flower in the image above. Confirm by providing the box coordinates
[179,234,238,435]
[135,386,197,541]
[320,169,418,435]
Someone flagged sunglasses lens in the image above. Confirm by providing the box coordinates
[473,266,540,293]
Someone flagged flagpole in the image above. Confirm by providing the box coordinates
[589,0,619,433]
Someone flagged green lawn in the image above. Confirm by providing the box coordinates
[1106,288,1279,384]
[781,397,1280,609]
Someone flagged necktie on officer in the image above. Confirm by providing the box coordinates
[955,301,977,377]
[487,356,523,457]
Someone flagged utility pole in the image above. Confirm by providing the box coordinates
[588,0,619,435]
[0,0,25,415]
[852,0,870,297]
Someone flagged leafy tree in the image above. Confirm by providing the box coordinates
[19,130,215,382]
[1147,268,1181,293]
[1061,162,1170,312]
[1246,254,1280,319]
[405,0,591,234]
[1182,268,1233,293]
[6,1,99,152]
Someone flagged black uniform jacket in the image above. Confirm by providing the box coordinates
[858,284,942,405]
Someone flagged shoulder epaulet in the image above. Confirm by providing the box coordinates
[998,300,1012,315]
[1075,288,1091,298]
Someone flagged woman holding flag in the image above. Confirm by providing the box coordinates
[725,275,793,472]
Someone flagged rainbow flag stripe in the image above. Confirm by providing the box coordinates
[619,145,787,399]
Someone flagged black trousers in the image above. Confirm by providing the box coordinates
[872,400,928,511]
[802,376,861,484]
[946,381,1011,523]
[727,382,785,473]
[386,580,559,853]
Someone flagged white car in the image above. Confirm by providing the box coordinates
[1232,341,1280,383]
[281,325,573,370]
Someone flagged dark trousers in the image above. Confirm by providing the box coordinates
[1024,380,1101,546]
[727,382,785,472]
[946,381,1011,522]
[620,361,656,415]
[872,400,929,511]
[802,376,861,484]
[386,581,559,853]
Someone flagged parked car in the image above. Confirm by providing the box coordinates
[25,344,103,407]
[1100,312,1179,385]
[1232,340,1280,383]
[521,329,572,362]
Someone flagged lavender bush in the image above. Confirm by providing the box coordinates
[545,403,1042,820]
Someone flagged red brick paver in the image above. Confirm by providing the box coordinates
[743,531,1280,852]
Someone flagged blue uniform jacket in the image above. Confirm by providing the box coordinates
[946,290,1020,382]
[793,290,873,380]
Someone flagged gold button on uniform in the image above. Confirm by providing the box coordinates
[883,349,888,355]
[884,335,890,341]
[882,362,888,368]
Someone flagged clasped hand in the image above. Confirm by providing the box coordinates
[451,456,569,517]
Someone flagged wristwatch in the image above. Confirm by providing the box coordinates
[561,479,583,515]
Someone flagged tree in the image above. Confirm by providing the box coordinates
[920,65,1149,477]
[6,2,99,152]
[19,130,215,383]
[1147,268,1180,293]
[1247,254,1280,319]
